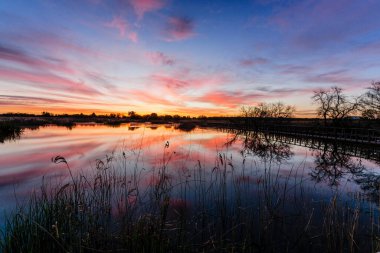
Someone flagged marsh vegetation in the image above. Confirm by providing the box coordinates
[1,125,380,252]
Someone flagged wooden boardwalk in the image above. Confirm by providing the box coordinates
[220,128,380,162]
[257,125,380,145]
[203,121,380,145]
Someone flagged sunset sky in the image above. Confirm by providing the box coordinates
[1,0,380,117]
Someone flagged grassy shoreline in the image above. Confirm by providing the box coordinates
[1,149,379,252]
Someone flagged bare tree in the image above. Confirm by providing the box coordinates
[361,81,380,119]
[240,105,254,118]
[361,109,379,119]
[270,102,295,118]
[252,103,270,118]
[240,102,295,118]
[312,87,359,126]
[312,89,333,126]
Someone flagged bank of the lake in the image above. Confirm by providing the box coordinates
[0,123,379,252]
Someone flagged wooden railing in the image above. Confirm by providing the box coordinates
[254,125,380,144]
[202,120,380,145]
[218,128,380,162]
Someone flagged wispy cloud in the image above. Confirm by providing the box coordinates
[196,90,265,108]
[277,62,369,89]
[105,16,138,42]
[147,70,229,95]
[147,51,175,65]
[0,95,68,106]
[239,57,268,67]
[1,30,107,60]
[86,72,118,91]
[0,67,102,96]
[194,85,317,109]
[304,69,368,88]
[0,43,75,74]
[164,16,195,41]
[266,0,380,52]
[151,74,187,89]
[129,0,165,19]
[128,89,178,106]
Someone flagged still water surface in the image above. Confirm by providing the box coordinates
[1,123,379,224]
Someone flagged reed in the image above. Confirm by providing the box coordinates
[1,147,379,252]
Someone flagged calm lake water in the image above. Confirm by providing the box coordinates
[1,123,379,225]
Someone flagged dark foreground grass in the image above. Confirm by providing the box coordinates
[1,149,380,253]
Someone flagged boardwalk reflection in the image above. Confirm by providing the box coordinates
[222,128,380,201]
[310,143,365,186]
[227,131,293,163]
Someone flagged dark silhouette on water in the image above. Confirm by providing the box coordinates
[175,122,196,132]
[310,142,365,186]
[222,128,380,201]
[238,131,293,163]
[0,124,23,143]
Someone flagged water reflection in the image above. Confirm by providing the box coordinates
[354,172,380,201]
[311,146,380,201]
[310,143,365,186]
[0,125,24,143]
[239,131,293,163]
[222,128,380,201]
[128,126,140,131]
[1,124,380,223]
[175,122,197,132]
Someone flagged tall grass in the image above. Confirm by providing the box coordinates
[1,146,379,252]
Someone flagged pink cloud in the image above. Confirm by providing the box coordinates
[0,44,77,74]
[119,72,228,107]
[194,86,316,109]
[147,51,175,65]
[128,89,178,106]
[151,74,188,89]
[128,31,138,43]
[168,106,238,116]
[148,71,229,95]
[0,67,102,96]
[0,93,130,112]
[0,95,68,106]
[4,30,108,61]
[108,16,128,37]
[196,91,265,108]
[164,16,195,41]
[105,16,138,42]
[130,0,165,19]
[112,72,231,110]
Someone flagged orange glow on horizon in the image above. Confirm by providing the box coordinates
[0,107,316,118]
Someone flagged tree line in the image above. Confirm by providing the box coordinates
[241,102,296,119]
[241,81,380,126]
[1,81,379,123]
[0,111,199,121]
[312,81,380,126]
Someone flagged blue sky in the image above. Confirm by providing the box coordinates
[0,0,380,116]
